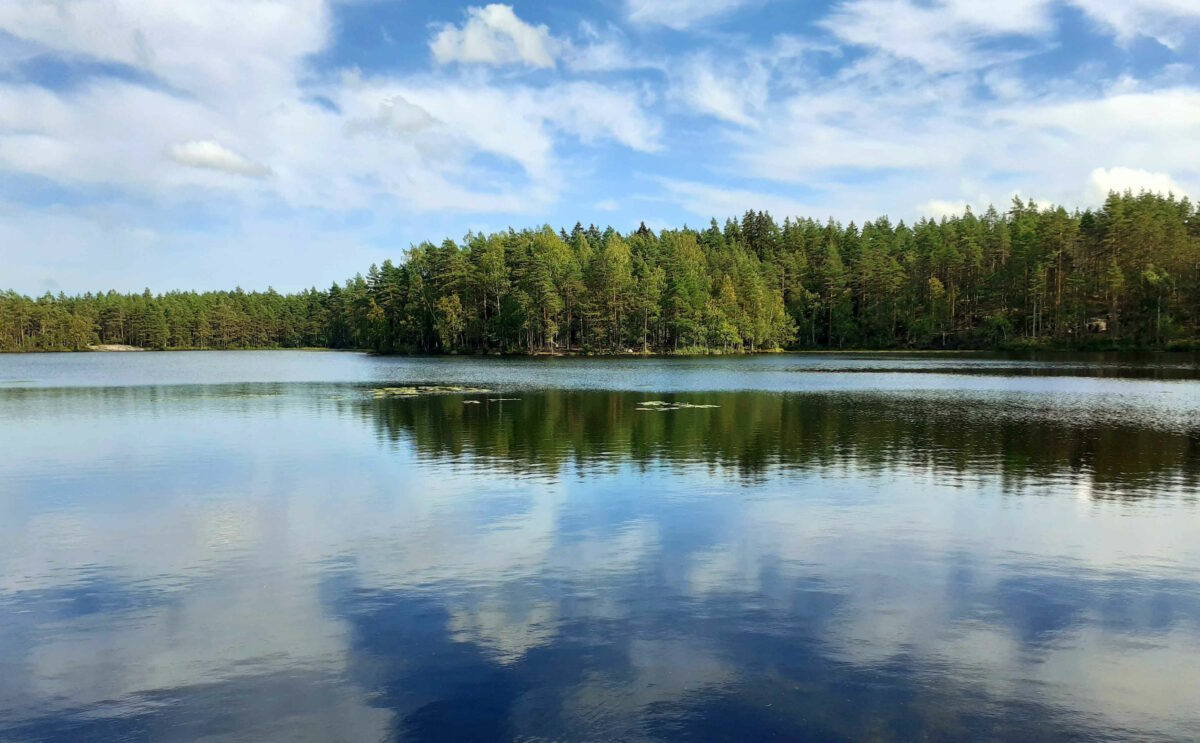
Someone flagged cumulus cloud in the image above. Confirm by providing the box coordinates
[0,0,662,217]
[733,50,1200,218]
[2,0,1200,292]
[0,0,674,296]
[168,140,271,178]
[430,4,560,68]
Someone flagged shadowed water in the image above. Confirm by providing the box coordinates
[1,352,1199,741]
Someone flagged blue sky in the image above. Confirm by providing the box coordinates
[1,0,1198,293]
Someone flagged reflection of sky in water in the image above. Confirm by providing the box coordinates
[0,354,1198,741]
[2,349,1199,390]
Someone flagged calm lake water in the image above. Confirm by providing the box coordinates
[1,351,1199,742]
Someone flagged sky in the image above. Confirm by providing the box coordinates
[1,0,1199,294]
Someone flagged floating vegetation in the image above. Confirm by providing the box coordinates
[636,401,720,411]
[373,385,492,399]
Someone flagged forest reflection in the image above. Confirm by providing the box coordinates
[4,374,1200,742]
[4,381,1196,498]
[365,389,1200,497]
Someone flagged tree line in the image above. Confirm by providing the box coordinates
[2,191,1198,353]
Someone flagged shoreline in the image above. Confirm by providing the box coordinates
[3,345,1197,357]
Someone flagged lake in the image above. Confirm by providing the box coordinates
[1,351,1199,742]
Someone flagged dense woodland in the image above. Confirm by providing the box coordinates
[2,191,1198,353]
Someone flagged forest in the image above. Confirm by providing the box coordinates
[2,191,1198,353]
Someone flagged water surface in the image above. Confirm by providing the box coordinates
[1,352,1198,741]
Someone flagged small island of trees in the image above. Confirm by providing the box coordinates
[2,191,1197,353]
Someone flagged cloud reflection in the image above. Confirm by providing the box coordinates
[1,383,1198,741]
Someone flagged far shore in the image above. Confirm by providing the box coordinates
[4,344,1197,356]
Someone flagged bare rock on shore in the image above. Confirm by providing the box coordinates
[88,344,144,352]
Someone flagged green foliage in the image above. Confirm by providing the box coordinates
[0,286,332,352]
[2,191,1198,353]
[435,294,465,352]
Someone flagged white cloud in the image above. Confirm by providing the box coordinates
[430,4,560,69]
[0,0,667,290]
[1003,88,1200,177]
[730,36,1200,217]
[430,15,662,74]
[3,0,1200,292]
[625,0,756,30]
[1070,0,1200,49]
[0,0,327,97]
[565,21,662,72]
[939,0,1055,34]
[822,0,1200,70]
[0,80,264,193]
[0,0,661,223]
[1089,167,1191,200]
[168,140,271,178]
[821,0,1053,72]
[663,34,839,128]
[654,177,816,220]
[548,82,662,152]
[983,70,1028,100]
[822,0,966,72]
[336,78,660,193]
[738,81,973,178]
[918,200,971,219]
[671,54,769,127]
[595,199,620,211]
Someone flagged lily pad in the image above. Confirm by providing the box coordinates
[373,385,492,398]
[636,401,720,411]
